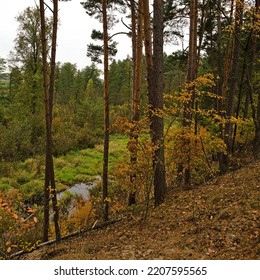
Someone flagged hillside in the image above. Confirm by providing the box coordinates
[20,161,260,260]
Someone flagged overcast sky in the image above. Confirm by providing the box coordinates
[1,1,180,70]
[0,0,134,69]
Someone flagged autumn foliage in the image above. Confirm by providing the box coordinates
[0,191,40,259]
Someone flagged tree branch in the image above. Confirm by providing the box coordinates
[108,32,130,41]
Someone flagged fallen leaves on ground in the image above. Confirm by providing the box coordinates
[21,161,260,260]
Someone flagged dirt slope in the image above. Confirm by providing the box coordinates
[21,161,260,260]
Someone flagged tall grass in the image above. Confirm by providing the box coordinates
[0,134,129,199]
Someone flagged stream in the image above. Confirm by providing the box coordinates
[56,176,101,213]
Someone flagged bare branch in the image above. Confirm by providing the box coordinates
[108,31,130,41]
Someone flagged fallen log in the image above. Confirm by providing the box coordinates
[10,218,122,259]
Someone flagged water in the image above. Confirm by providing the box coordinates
[55,176,101,215]
[57,175,101,201]
[57,182,92,200]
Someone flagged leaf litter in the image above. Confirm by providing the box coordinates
[20,161,260,260]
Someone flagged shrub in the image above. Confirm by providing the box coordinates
[165,125,226,185]
[0,191,41,259]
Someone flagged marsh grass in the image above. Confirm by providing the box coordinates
[55,134,129,186]
[0,134,129,199]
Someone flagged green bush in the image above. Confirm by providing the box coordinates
[19,180,44,204]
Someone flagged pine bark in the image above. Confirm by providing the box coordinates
[152,0,167,206]
[39,0,50,242]
[252,0,260,158]
[224,0,244,154]
[181,0,198,190]
[102,0,109,221]
[49,0,61,242]
[143,0,167,206]
[129,0,143,206]
[39,0,61,242]
[216,0,226,174]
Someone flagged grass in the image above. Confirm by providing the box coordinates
[0,134,130,198]
[55,134,129,185]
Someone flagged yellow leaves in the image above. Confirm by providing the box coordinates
[164,73,223,125]
[66,201,94,230]
[7,247,12,253]
[192,73,216,88]
[165,124,226,183]
[104,197,111,204]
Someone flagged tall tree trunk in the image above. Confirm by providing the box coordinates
[129,0,143,206]
[143,0,153,99]
[143,0,167,206]
[223,0,244,169]
[252,0,260,158]
[102,0,109,221]
[217,0,226,174]
[39,0,61,242]
[49,0,61,242]
[181,0,198,190]
[152,0,167,206]
[219,0,234,173]
[129,0,137,206]
[39,0,50,242]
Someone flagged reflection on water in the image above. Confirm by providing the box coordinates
[57,175,101,201]
[56,176,101,215]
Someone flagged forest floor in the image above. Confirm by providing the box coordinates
[20,160,260,260]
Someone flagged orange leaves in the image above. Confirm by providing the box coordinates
[0,192,40,258]
[112,116,150,137]
[13,213,18,220]
[5,241,12,254]
[112,117,134,135]
[27,208,37,213]
[0,202,8,208]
